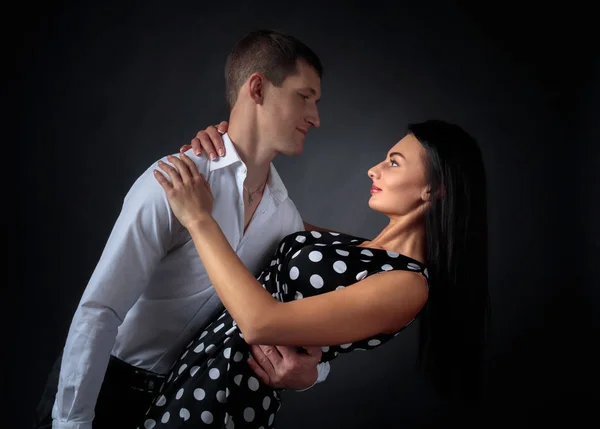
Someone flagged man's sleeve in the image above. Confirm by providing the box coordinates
[52,156,192,429]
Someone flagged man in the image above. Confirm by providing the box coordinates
[34,29,329,429]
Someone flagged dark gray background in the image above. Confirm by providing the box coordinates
[12,1,598,428]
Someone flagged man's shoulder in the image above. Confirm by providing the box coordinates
[273,196,304,233]
[135,150,211,179]
[124,151,211,204]
[276,194,301,215]
[178,149,211,174]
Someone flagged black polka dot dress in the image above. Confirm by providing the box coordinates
[137,231,429,429]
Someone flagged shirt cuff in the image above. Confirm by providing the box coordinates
[53,420,93,429]
[294,361,330,392]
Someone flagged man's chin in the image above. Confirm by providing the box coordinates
[282,145,304,156]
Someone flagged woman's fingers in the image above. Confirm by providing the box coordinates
[157,159,183,187]
[179,153,201,179]
[165,155,193,183]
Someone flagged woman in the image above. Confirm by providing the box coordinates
[137,120,489,428]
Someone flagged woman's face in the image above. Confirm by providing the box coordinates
[367,133,430,218]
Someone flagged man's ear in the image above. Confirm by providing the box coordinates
[248,72,267,104]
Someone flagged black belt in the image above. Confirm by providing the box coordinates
[107,355,166,394]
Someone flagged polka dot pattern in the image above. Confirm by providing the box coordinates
[201,411,214,424]
[310,274,324,289]
[333,260,347,273]
[193,388,205,401]
[138,231,428,428]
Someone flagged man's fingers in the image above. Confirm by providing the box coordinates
[249,345,275,377]
[301,346,323,358]
[259,345,283,365]
[274,345,321,361]
[247,357,270,385]
[275,345,301,359]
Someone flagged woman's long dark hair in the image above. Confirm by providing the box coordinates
[408,120,490,402]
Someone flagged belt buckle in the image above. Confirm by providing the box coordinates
[132,368,165,393]
[132,368,153,393]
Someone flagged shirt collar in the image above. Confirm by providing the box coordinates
[209,133,289,204]
[208,133,242,172]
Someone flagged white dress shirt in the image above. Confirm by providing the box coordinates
[52,133,330,429]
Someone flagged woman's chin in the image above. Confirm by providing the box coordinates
[367,198,380,213]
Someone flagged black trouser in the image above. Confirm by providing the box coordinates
[33,353,166,429]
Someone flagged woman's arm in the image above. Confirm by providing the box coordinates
[187,218,428,346]
[154,153,428,347]
[302,221,342,234]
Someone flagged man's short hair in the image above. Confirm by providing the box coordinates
[225,29,323,109]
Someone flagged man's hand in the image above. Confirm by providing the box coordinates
[247,345,322,390]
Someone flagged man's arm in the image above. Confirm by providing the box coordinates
[51,158,189,429]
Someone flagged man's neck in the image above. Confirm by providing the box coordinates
[227,108,276,189]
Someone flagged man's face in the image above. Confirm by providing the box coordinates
[260,60,321,156]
